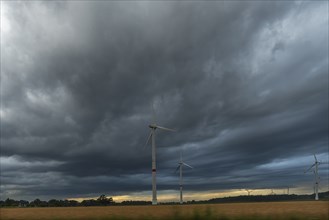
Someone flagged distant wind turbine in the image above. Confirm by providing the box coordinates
[304,154,327,201]
[175,151,193,204]
[145,103,175,205]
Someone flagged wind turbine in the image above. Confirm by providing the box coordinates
[175,152,193,204]
[304,154,326,200]
[145,104,175,205]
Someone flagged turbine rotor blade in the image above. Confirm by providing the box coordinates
[304,163,316,173]
[152,102,156,124]
[183,162,193,169]
[144,131,152,149]
[175,165,180,173]
[156,125,176,132]
[314,154,318,162]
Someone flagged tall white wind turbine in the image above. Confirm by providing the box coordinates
[145,105,175,205]
[304,154,327,200]
[175,152,193,204]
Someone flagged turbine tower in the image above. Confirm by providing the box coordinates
[175,152,193,204]
[304,154,326,201]
[145,104,175,205]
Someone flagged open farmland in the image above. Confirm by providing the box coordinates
[1,201,328,220]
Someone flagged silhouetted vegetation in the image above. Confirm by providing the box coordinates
[203,191,329,204]
[0,191,328,207]
[0,195,114,207]
[121,200,152,205]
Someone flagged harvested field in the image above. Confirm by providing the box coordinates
[0,201,328,220]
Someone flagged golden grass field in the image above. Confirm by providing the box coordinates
[0,201,328,220]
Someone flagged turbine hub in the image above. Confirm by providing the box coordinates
[149,124,157,129]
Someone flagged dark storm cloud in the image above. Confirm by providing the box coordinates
[1,1,328,200]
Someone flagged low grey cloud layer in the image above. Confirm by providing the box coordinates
[1,1,328,201]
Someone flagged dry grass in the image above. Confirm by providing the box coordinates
[0,201,328,220]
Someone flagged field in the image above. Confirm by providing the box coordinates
[0,201,328,220]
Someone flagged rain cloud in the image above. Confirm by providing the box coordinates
[0,1,328,201]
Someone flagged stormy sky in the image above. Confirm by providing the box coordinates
[0,1,328,202]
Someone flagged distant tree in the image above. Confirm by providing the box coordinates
[67,199,78,207]
[98,194,106,200]
[30,198,47,207]
[30,198,41,207]
[48,199,62,207]
[4,198,19,207]
[97,194,114,206]
[81,199,98,206]
[19,200,29,207]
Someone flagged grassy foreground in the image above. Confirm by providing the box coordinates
[0,201,328,220]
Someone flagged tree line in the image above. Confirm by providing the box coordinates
[188,191,329,204]
[0,194,116,207]
[1,191,328,207]
[0,194,154,207]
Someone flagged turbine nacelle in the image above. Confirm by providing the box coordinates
[175,162,193,173]
[148,124,176,132]
[145,125,176,147]
[149,124,157,129]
